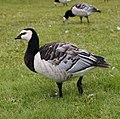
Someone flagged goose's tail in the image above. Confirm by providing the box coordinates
[95,56,110,68]
[92,8,101,13]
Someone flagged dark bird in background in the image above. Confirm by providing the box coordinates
[63,2,101,23]
[15,28,109,98]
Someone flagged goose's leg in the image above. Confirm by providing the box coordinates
[80,17,83,23]
[65,3,68,6]
[56,82,63,97]
[77,76,83,96]
[63,3,68,6]
[85,16,89,23]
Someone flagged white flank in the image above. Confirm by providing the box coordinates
[34,52,72,82]
[60,0,71,3]
[72,6,88,16]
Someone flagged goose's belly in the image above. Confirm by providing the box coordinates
[34,52,72,82]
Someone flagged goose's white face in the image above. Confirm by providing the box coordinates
[63,17,67,23]
[18,30,33,42]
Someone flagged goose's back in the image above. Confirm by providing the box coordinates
[39,42,98,73]
[72,3,96,16]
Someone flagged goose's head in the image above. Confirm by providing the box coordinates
[15,28,37,42]
[63,10,75,23]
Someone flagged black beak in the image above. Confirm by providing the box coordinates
[15,34,21,40]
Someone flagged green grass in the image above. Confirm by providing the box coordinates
[0,0,120,118]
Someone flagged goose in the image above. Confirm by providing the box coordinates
[63,2,101,23]
[15,28,109,98]
[54,0,71,6]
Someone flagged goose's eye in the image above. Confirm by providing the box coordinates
[21,32,26,36]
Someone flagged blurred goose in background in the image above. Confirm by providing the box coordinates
[63,2,101,23]
[104,0,108,2]
[15,28,109,98]
[54,0,71,6]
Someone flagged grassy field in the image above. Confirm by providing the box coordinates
[0,0,120,118]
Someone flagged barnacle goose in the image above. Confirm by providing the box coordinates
[15,28,109,98]
[54,0,71,6]
[63,2,101,23]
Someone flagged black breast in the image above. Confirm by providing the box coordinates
[24,51,36,72]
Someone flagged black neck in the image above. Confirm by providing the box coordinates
[64,10,75,19]
[55,0,60,3]
[27,36,39,54]
[24,33,39,72]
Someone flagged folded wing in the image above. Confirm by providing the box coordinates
[39,42,109,74]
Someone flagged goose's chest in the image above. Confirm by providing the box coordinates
[24,52,35,72]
